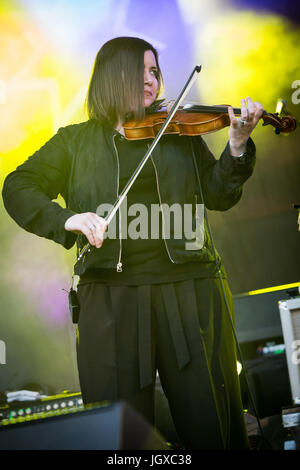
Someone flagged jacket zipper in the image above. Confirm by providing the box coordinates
[112,134,123,272]
[150,152,176,264]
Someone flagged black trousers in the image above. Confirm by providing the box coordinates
[76,277,249,450]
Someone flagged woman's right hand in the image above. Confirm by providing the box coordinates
[64,212,107,248]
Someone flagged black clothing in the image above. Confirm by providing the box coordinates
[76,277,249,450]
[2,119,256,277]
[79,132,222,286]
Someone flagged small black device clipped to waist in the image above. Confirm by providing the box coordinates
[68,275,80,324]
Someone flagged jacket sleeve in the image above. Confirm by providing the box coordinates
[193,135,256,211]
[2,127,78,249]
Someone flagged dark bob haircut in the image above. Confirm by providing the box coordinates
[85,36,163,127]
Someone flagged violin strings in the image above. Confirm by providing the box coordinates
[184,104,241,115]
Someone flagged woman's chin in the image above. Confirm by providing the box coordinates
[144,97,155,108]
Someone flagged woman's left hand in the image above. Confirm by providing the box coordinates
[228,97,264,156]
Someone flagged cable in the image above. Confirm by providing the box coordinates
[190,139,266,448]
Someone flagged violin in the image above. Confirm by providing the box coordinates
[123,104,297,140]
[77,65,297,263]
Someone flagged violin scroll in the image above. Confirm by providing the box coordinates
[261,111,297,134]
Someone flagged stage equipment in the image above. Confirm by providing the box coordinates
[278,297,300,405]
[282,407,300,450]
[233,284,300,345]
[0,391,83,425]
[0,399,168,450]
[233,285,300,418]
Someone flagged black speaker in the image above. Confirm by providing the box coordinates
[240,354,293,419]
[0,400,168,450]
[233,287,298,344]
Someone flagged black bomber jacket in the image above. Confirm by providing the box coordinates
[2,119,256,275]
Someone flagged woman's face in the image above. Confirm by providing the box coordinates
[143,50,159,108]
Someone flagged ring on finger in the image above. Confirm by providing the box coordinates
[89,224,96,232]
[239,118,247,126]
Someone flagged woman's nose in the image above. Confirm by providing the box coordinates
[144,70,153,85]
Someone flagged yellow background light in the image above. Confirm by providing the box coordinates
[194,11,300,109]
[248,282,300,296]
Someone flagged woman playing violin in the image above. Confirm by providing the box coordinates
[2,36,264,450]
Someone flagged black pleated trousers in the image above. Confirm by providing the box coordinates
[76,277,249,450]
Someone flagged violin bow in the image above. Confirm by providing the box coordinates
[77,65,202,262]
